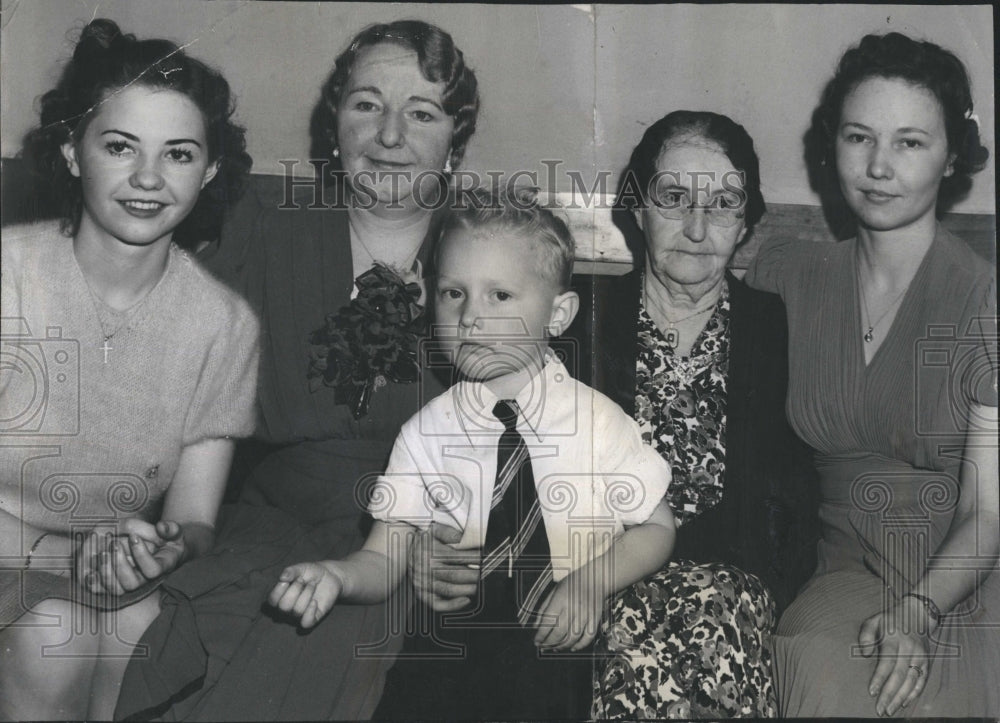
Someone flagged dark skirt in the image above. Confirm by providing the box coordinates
[374,589,594,720]
[115,440,404,721]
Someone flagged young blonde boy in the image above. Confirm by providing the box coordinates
[269,187,675,718]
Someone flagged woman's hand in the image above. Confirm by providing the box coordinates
[125,519,188,579]
[533,571,605,652]
[408,523,479,612]
[78,519,187,595]
[858,596,933,716]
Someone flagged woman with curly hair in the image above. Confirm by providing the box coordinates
[746,32,997,717]
[115,19,480,720]
[0,18,258,719]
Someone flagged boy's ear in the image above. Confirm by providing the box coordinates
[547,290,579,337]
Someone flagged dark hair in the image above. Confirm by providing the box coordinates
[440,186,575,292]
[310,20,479,176]
[614,110,766,251]
[815,32,989,208]
[21,18,252,246]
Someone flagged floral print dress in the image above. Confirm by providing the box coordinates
[592,281,778,719]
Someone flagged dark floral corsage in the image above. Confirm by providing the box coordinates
[307,263,425,419]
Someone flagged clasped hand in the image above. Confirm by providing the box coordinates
[76,518,187,595]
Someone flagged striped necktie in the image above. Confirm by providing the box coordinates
[481,399,554,626]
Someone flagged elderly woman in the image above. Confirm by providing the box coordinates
[409,110,818,718]
[579,110,820,719]
[748,33,997,717]
[115,20,479,721]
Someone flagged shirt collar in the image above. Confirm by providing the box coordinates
[453,352,565,447]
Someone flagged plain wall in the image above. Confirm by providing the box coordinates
[1,2,994,214]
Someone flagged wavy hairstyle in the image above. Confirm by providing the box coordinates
[612,110,766,262]
[310,20,479,177]
[811,32,989,209]
[21,18,252,246]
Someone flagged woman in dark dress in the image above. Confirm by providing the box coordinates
[115,20,479,721]
[747,33,997,717]
[408,111,818,718]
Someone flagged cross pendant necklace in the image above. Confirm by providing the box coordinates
[91,301,131,364]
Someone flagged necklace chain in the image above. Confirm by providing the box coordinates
[857,254,910,344]
[347,206,427,280]
[660,303,716,327]
[642,278,723,352]
[85,276,158,363]
[76,241,172,363]
[642,282,720,328]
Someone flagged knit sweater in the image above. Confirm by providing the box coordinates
[1,222,259,528]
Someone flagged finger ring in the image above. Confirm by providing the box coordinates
[908,665,924,678]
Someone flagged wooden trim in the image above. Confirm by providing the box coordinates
[733,203,996,269]
[576,201,996,272]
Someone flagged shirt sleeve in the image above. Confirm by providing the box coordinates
[368,419,471,531]
[962,276,998,408]
[592,393,672,527]
[743,235,801,296]
[0,241,24,402]
[182,297,260,445]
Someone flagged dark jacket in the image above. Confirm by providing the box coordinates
[564,269,819,613]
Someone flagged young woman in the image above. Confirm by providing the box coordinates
[747,32,997,717]
[0,19,258,719]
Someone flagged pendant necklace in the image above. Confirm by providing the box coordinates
[644,286,718,351]
[91,297,132,363]
[857,254,910,344]
[76,241,169,363]
[662,306,715,350]
[86,280,157,363]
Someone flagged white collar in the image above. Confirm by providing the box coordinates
[453,353,566,447]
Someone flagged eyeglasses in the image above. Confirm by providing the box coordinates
[650,190,746,228]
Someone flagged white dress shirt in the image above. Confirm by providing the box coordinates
[370,357,671,581]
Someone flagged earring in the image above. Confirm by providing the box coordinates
[332,147,340,159]
[444,158,453,174]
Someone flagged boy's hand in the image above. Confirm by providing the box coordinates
[533,572,605,652]
[268,561,345,629]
